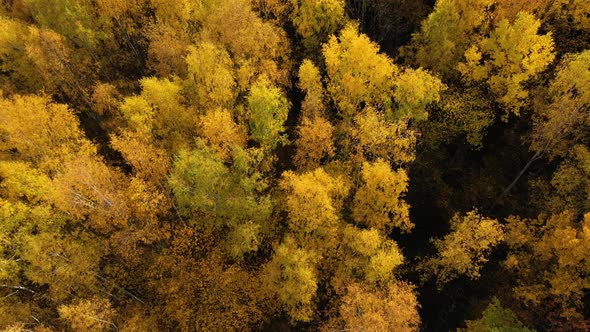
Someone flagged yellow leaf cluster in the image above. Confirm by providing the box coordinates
[294,116,335,170]
[298,59,325,117]
[291,0,346,52]
[0,95,95,173]
[352,107,416,164]
[323,24,397,118]
[425,210,503,285]
[281,168,348,240]
[335,281,420,332]
[505,211,590,317]
[199,108,247,160]
[186,42,237,108]
[263,237,318,322]
[408,0,494,78]
[458,12,555,118]
[352,159,412,232]
[58,297,115,332]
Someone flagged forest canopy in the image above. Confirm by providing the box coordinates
[0,0,589,331]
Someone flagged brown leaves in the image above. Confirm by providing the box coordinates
[334,281,420,332]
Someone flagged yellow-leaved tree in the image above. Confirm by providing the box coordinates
[423,210,504,286]
[352,159,412,232]
[323,24,397,119]
[504,211,590,319]
[0,94,95,174]
[294,116,336,171]
[58,297,116,332]
[294,60,335,170]
[185,41,237,109]
[263,237,318,322]
[529,50,590,215]
[458,12,555,119]
[290,0,346,54]
[325,281,420,332]
[280,168,348,250]
[404,0,494,79]
[199,0,291,88]
[247,76,290,151]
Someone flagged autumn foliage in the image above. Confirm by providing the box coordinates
[0,0,589,331]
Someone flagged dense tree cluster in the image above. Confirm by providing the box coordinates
[0,0,588,331]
